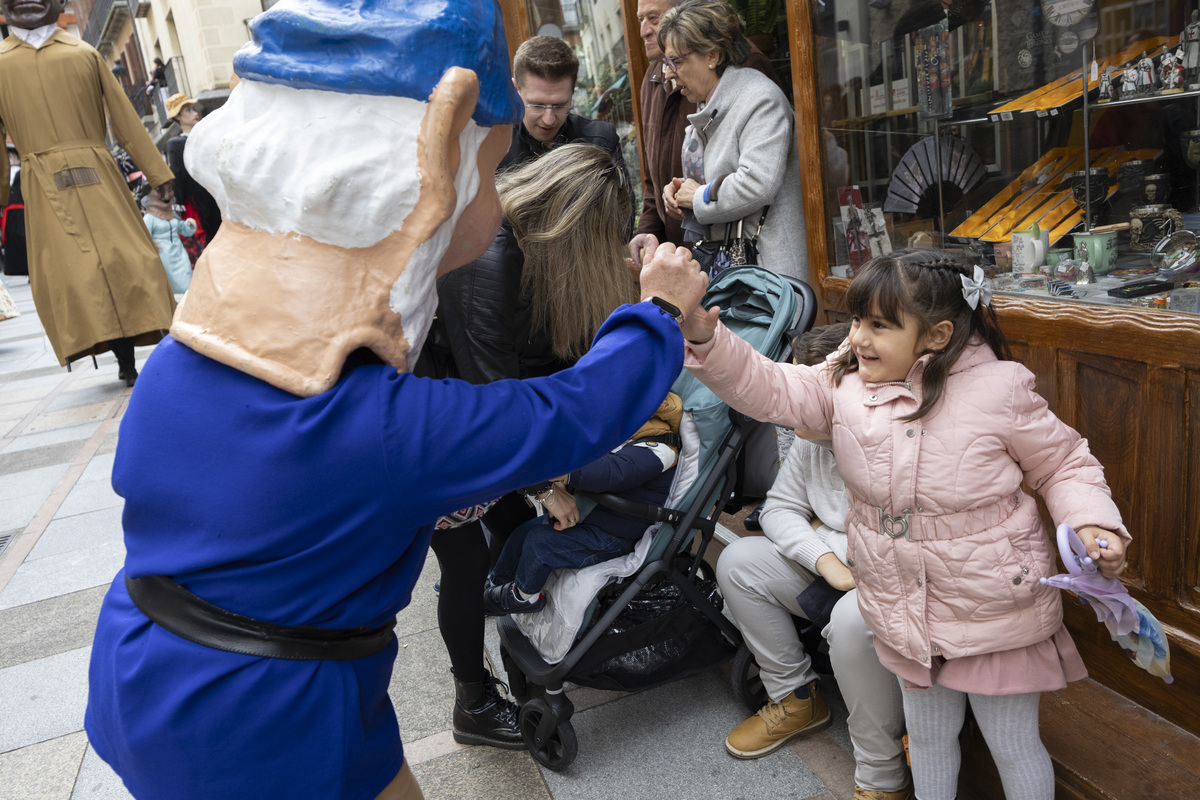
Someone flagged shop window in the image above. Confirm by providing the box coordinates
[810,0,1200,316]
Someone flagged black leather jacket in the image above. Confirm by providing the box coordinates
[500,112,625,174]
[420,116,630,384]
[423,222,572,385]
[167,135,222,239]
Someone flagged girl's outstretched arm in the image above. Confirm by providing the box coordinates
[684,322,835,434]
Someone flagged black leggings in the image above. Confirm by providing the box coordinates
[429,493,534,684]
[430,520,490,684]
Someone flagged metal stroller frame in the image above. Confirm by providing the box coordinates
[496,270,817,771]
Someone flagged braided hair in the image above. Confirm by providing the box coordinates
[830,248,1010,421]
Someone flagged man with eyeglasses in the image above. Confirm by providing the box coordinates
[630,0,779,257]
[500,35,629,184]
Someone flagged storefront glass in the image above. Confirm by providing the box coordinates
[809,0,1200,315]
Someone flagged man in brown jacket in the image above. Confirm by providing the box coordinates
[630,0,780,257]
[0,0,177,385]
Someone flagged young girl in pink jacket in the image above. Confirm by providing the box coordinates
[682,248,1129,800]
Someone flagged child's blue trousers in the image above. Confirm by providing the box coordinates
[490,514,637,593]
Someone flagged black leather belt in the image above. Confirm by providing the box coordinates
[125,574,396,661]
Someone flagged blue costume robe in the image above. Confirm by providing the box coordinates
[85,302,682,799]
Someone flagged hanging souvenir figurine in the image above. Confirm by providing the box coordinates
[1182,8,1200,89]
[1160,48,1185,93]
[1136,51,1157,95]
[1097,66,1115,103]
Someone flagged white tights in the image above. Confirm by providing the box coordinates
[900,681,1054,800]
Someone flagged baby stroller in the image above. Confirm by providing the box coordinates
[495,265,817,770]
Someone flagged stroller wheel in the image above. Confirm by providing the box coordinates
[730,644,769,714]
[519,697,578,771]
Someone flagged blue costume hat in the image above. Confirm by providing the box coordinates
[233,0,522,128]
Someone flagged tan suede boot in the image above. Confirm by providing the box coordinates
[725,681,831,758]
[852,785,914,800]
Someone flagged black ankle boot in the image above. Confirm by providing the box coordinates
[110,338,137,387]
[452,671,525,749]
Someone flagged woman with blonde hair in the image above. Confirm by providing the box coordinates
[497,142,638,366]
[420,142,638,751]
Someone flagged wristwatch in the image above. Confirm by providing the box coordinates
[647,296,684,324]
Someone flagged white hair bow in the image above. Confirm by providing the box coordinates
[960,265,993,310]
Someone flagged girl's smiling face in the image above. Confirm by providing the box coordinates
[848,307,933,384]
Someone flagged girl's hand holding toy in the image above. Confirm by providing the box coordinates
[1074,524,1127,579]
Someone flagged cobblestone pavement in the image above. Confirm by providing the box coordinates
[0,274,858,800]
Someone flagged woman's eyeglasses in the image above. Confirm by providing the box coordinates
[661,51,694,72]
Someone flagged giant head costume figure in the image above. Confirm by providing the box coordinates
[172,0,522,396]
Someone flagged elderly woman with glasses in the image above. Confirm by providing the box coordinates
[658,0,807,282]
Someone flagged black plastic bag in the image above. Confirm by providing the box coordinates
[567,576,735,692]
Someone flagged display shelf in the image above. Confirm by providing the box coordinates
[1093,85,1200,110]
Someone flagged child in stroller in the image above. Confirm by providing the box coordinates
[484,392,682,615]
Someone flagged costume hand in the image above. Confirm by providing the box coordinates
[663,178,684,220]
[675,179,702,210]
[629,233,658,268]
[542,486,579,531]
[815,553,856,591]
[1076,525,1127,579]
[640,242,708,325]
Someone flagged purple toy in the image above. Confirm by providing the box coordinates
[1041,523,1173,683]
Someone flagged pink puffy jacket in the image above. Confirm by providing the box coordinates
[687,325,1129,664]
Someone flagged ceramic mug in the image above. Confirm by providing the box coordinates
[1141,173,1172,205]
[1046,247,1073,270]
[1070,168,1111,215]
[1130,204,1177,252]
[1072,231,1119,274]
[1011,226,1047,274]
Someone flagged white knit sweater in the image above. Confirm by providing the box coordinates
[758,436,849,572]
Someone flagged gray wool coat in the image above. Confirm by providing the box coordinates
[687,65,808,282]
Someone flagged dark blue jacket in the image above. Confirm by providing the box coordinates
[568,440,677,540]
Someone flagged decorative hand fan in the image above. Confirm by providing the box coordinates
[884,135,986,214]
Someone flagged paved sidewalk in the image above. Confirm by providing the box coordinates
[0,274,860,800]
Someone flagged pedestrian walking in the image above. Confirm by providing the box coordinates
[140,183,196,294]
[165,93,221,264]
[2,141,27,276]
[0,0,177,386]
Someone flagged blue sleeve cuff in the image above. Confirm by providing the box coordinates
[702,182,713,204]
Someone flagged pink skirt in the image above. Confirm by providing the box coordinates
[875,624,1088,695]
